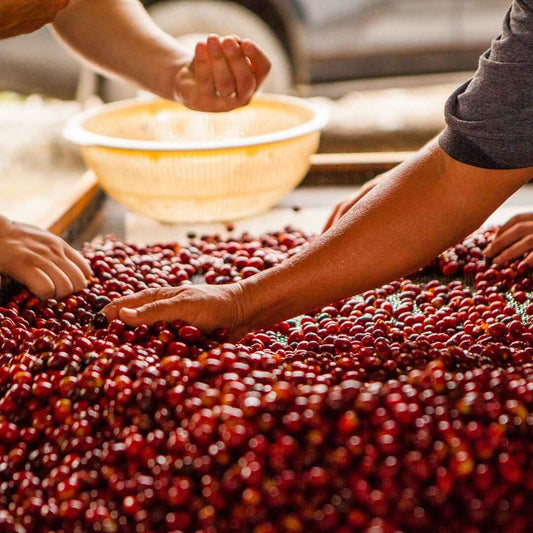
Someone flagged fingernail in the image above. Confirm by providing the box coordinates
[196,43,207,60]
[208,36,220,50]
[222,38,236,51]
[120,308,138,319]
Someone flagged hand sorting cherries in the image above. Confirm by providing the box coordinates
[0,227,531,533]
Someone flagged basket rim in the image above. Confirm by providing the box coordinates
[63,94,328,152]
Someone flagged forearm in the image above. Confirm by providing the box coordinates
[240,140,532,329]
[52,0,188,99]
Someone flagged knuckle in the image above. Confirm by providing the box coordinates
[145,287,163,298]
[51,242,65,256]
[147,300,165,314]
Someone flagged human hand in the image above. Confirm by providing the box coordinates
[323,174,384,232]
[0,0,69,39]
[0,216,91,300]
[103,283,252,339]
[174,34,271,112]
[484,212,533,266]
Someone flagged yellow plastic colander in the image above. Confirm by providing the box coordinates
[64,95,328,223]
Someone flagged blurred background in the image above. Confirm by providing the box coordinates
[0,0,510,155]
[0,0,510,201]
[3,0,529,245]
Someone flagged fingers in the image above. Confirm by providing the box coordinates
[42,241,89,296]
[0,221,89,300]
[119,299,180,327]
[64,246,93,280]
[207,35,236,98]
[17,267,55,301]
[193,41,215,99]
[37,260,74,299]
[485,220,533,258]
[103,287,180,321]
[221,37,256,104]
[241,39,272,88]
[492,234,533,265]
[55,256,88,294]
[13,259,72,301]
[186,35,270,112]
[494,212,533,238]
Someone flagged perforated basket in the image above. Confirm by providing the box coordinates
[64,95,328,223]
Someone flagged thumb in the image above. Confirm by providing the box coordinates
[119,299,180,327]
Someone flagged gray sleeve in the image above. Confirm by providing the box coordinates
[439,0,533,169]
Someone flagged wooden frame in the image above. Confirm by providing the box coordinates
[42,172,100,236]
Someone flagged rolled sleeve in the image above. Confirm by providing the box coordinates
[439,1,533,169]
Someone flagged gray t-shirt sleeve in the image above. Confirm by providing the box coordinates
[439,0,533,169]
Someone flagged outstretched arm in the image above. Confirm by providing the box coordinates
[52,0,270,111]
[239,141,531,330]
[104,139,531,334]
[105,0,533,332]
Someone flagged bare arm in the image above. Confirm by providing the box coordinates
[104,139,532,334]
[53,0,270,110]
[240,140,531,329]
[53,0,188,98]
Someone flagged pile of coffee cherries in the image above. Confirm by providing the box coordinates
[0,227,531,533]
